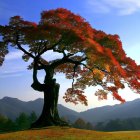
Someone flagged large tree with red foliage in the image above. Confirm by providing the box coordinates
[0,8,140,128]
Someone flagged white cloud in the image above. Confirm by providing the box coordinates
[87,0,140,15]
[0,73,22,78]
[87,0,110,14]
[5,51,23,60]
[0,68,27,78]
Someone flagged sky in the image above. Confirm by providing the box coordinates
[0,0,140,112]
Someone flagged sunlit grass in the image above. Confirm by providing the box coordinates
[0,126,140,140]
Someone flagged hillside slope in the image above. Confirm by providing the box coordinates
[80,99,140,124]
[0,97,78,122]
[0,127,140,140]
[1,97,140,124]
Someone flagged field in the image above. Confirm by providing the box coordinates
[0,127,140,140]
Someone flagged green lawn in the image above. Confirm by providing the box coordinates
[0,127,140,140]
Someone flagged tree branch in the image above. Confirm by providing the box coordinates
[51,55,87,69]
[16,34,48,69]
[31,58,45,92]
[37,38,62,57]
[16,36,35,59]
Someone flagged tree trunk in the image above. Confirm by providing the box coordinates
[31,79,68,128]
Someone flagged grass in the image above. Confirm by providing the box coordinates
[0,127,140,140]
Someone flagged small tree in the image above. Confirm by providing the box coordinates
[29,111,37,124]
[74,118,87,129]
[15,113,30,130]
[0,114,15,132]
[0,8,140,128]
[86,122,93,130]
[0,114,8,132]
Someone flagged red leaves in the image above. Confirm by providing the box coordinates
[87,38,104,53]
[78,67,88,75]
[1,8,140,107]
[113,91,125,103]
[9,16,37,28]
[40,8,93,42]
[107,86,125,103]
[137,70,140,79]
[95,90,108,100]
[63,88,88,106]
[129,79,140,92]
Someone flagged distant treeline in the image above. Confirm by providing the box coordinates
[63,117,140,131]
[95,118,140,131]
[0,112,93,132]
[1,112,140,132]
[0,112,37,133]
[62,117,93,130]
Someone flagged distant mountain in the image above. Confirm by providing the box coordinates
[0,97,140,124]
[0,96,79,123]
[80,99,140,124]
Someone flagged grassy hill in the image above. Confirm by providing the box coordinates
[0,127,140,140]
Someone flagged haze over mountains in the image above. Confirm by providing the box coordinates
[0,97,140,124]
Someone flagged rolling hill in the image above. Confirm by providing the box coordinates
[0,96,140,124]
[0,96,78,123]
[80,98,140,124]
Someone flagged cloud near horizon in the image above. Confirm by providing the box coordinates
[5,51,23,60]
[0,66,29,78]
[87,0,140,15]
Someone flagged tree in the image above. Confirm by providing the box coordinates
[15,113,30,130]
[0,114,8,132]
[73,118,87,129]
[0,8,140,128]
[86,122,93,130]
[0,114,15,132]
[94,122,105,131]
[29,111,37,124]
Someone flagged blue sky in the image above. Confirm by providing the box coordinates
[0,0,140,111]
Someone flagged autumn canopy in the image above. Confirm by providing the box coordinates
[0,8,140,127]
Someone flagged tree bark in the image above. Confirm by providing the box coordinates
[31,79,68,128]
[31,59,68,128]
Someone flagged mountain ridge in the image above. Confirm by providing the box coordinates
[0,96,79,123]
[0,96,140,124]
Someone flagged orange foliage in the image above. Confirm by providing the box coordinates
[63,88,88,106]
[113,91,125,103]
[0,8,140,105]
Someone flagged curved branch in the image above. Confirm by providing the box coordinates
[16,35,35,59]
[32,59,39,82]
[37,38,62,57]
[16,35,48,69]
[31,58,45,92]
[51,55,87,69]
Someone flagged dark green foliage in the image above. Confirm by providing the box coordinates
[61,116,71,124]
[0,112,37,133]
[0,114,16,132]
[86,122,93,130]
[15,113,30,130]
[29,111,37,124]
[73,118,93,130]
[93,122,105,131]
[104,119,124,131]
[73,118,86,129]
[94,118,140,131]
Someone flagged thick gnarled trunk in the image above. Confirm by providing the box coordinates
[31,59,68,128]
[31,79,68,128]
